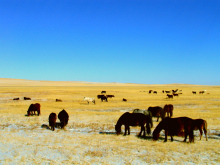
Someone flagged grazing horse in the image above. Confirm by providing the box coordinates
[192,91,196,94]
[122,98,127,101]
[84,97,95,104]
[97,95,108,102]
[192,119,208,141]
[106,95,115,98]
[148,106,165,122]
[199,91,205,94]
[132,109,153,128]
[153,91,157,94]
[49,113,57,131]
[115,112,151,137]
[58,109,69,129]
[163,104,174,117]
[101,91,106,94]
[24,97,31,100]
[153,117,194,142]
[56,99,62,102]
[167,94,173,99]
[13,98,19,100]
[27,103,41,116]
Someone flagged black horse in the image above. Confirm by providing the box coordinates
[153,117,194,142]
[58,109,69,129]
[49,113,57,131]
[115,112,151,137]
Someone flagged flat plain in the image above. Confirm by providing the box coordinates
[0,78,219,164]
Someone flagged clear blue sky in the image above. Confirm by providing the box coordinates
[0,0,219,85]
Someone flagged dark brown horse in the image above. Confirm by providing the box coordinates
[148,106,165,122]
[97,95,108,102]
[58,109,69,129]
[27,103,41,116]
[163,104,173,117]
[49,113,57,131]
[115,112,151,137]
[24,97,31,100]
[153,117,194,142]
[192,119,208,141]
[167,94,173,99]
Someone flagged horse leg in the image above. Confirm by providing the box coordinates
[199,128,203,140]
[204,122,208,141]
[128,126,130,135]
[124,125,128,136]
[164,130,168,142]
[139,125,145,137]
[157,115,159,122]
[170,135,173,142]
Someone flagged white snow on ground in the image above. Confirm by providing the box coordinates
[0,119,219,164]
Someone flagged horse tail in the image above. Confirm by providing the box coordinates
[203,120,208,141]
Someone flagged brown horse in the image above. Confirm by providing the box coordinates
[148,106,165,122]
[153,117,194,142]
[27,103,41,116]
[49,113,57,131]
[163,104,173,117]
[115,112,151,137]
[192,119,208,141]
[58,109,69,129]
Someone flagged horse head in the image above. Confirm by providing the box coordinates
[115,124,121,135]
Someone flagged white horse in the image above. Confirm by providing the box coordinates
[84,97,95,104]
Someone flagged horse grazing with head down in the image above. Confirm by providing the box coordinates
[115,112,151,137]
[49,113,57,131]
[192,119,208,141]
[58,109,69,129]
[153,117,194,142]
[148,106,165,122]
[163,104,173,117]
[27,103,41,116]
[132,109,153,128]
[84,97,95,104]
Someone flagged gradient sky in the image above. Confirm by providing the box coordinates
[0,0,219,85]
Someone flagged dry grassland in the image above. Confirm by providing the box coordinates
[0,78,219,164]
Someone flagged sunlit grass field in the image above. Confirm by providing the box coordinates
[0,78,219,164]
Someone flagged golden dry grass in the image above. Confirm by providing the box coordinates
[0,78,219,164]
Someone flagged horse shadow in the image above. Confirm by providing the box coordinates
[41,122,62,131]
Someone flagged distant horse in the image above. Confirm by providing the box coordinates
[115,112,151,137]
[84,97,95,104]
[192,91,196,94]
[24,97,31,100]
[56,99,62,102]
[122,98,127,102]
[13,98,19,100]
[148,106,165,122]
[163,104,173,117]
[27,103,41,116]
[153,117,194,142]
[167,94,173,99]
[106,95,115,98]
[173,93,179,97]
[49,113,57,131]
[58,109,69,129]
[192,119,208,141]
[97,95,108,102]
[101,91,106,94]
[132,109,153,128]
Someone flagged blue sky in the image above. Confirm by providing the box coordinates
[0,0,219,85]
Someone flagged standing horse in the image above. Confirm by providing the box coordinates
[115,112,151,137]
[192,119,208,141]
[49,113,57,131]
[58,109,69,129]
[132,109,153,128]
[27,103,41,116]
[152,117,194,142]
[84,97,95,104]
[163,104,174,117]
[148,106,165,122]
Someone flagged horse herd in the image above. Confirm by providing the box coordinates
[26,102,207,142]
[115,105,208,143]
